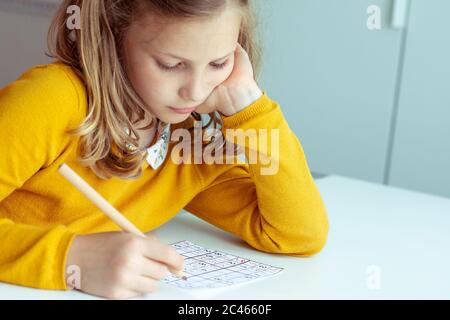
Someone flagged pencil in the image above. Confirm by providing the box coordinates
[57,163,187,281]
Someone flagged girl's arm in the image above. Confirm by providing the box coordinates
[0,65,80,290]
[184,92,329,256]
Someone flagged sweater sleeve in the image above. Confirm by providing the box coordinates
[0,65,79,290]
[184,92,329,256]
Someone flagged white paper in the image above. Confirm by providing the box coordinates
[162,240,284,291]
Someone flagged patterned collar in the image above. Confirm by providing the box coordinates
[145,120,171,170]
[124,120,171,170]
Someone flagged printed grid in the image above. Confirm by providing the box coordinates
[162,240,283,289]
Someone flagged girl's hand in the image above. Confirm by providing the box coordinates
[195,42,263,117]
[65,232,184,299]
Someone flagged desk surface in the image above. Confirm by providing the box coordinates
[1,175,449,299]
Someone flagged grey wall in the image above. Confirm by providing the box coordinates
[388,0,450,198]
[0,0,56,87]
[256,0,403,185]
[255,0,449,198]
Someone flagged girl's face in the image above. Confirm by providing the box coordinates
[123,7,242,124]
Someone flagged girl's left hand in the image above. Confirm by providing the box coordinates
[195,42,263,117]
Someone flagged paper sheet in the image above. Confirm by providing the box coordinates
[162,240,284,290]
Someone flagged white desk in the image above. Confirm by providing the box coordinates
[1,175,449,299]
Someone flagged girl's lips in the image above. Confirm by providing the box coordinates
[168,106,197,114]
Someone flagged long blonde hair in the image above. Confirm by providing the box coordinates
[47,0,262,180]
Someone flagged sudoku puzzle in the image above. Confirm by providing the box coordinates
[162,240,284,289]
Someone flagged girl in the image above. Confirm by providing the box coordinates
[0,0,329,299]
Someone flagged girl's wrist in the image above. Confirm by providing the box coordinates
[65,235,84,288]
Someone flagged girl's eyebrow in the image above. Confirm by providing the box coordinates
[156,49,235,63]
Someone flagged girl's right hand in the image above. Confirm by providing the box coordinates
[65,232,185,299]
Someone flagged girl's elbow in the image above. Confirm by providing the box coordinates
[304,230,329,256]
[290,220,330,256]
[263,226,330,257]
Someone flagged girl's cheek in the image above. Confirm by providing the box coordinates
[221,59,235,81]
[217,70,232,85]
[150,76,178,97]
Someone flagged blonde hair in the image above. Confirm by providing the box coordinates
[47,0,263,180]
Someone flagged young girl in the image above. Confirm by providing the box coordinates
[0,0,329,299]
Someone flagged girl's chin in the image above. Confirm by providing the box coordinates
[159,111,192,124]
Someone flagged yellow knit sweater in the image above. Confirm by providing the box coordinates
[0,62,329,291]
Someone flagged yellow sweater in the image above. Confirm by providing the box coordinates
[0,62,329,291]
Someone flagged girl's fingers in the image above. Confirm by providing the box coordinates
[140,238,184,272]
[131,275,159,295]
[137,256,170,280]
[194,86,219,114]
[216,85,234,116]
[193,42,253,115]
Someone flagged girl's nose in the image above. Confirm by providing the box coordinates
[180,74,208,104]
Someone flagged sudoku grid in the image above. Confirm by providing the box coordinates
[162,240,283,289]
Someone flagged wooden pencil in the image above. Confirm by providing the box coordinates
[57,163,186,280]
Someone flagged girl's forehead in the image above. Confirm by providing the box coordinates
[131,10,241,59]
[133,6,242,38]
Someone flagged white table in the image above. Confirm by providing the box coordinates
[1,175,449,299]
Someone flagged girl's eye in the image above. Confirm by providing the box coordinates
[157,61,180,72]
[210,60,229,70]
[156,60,229,72]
